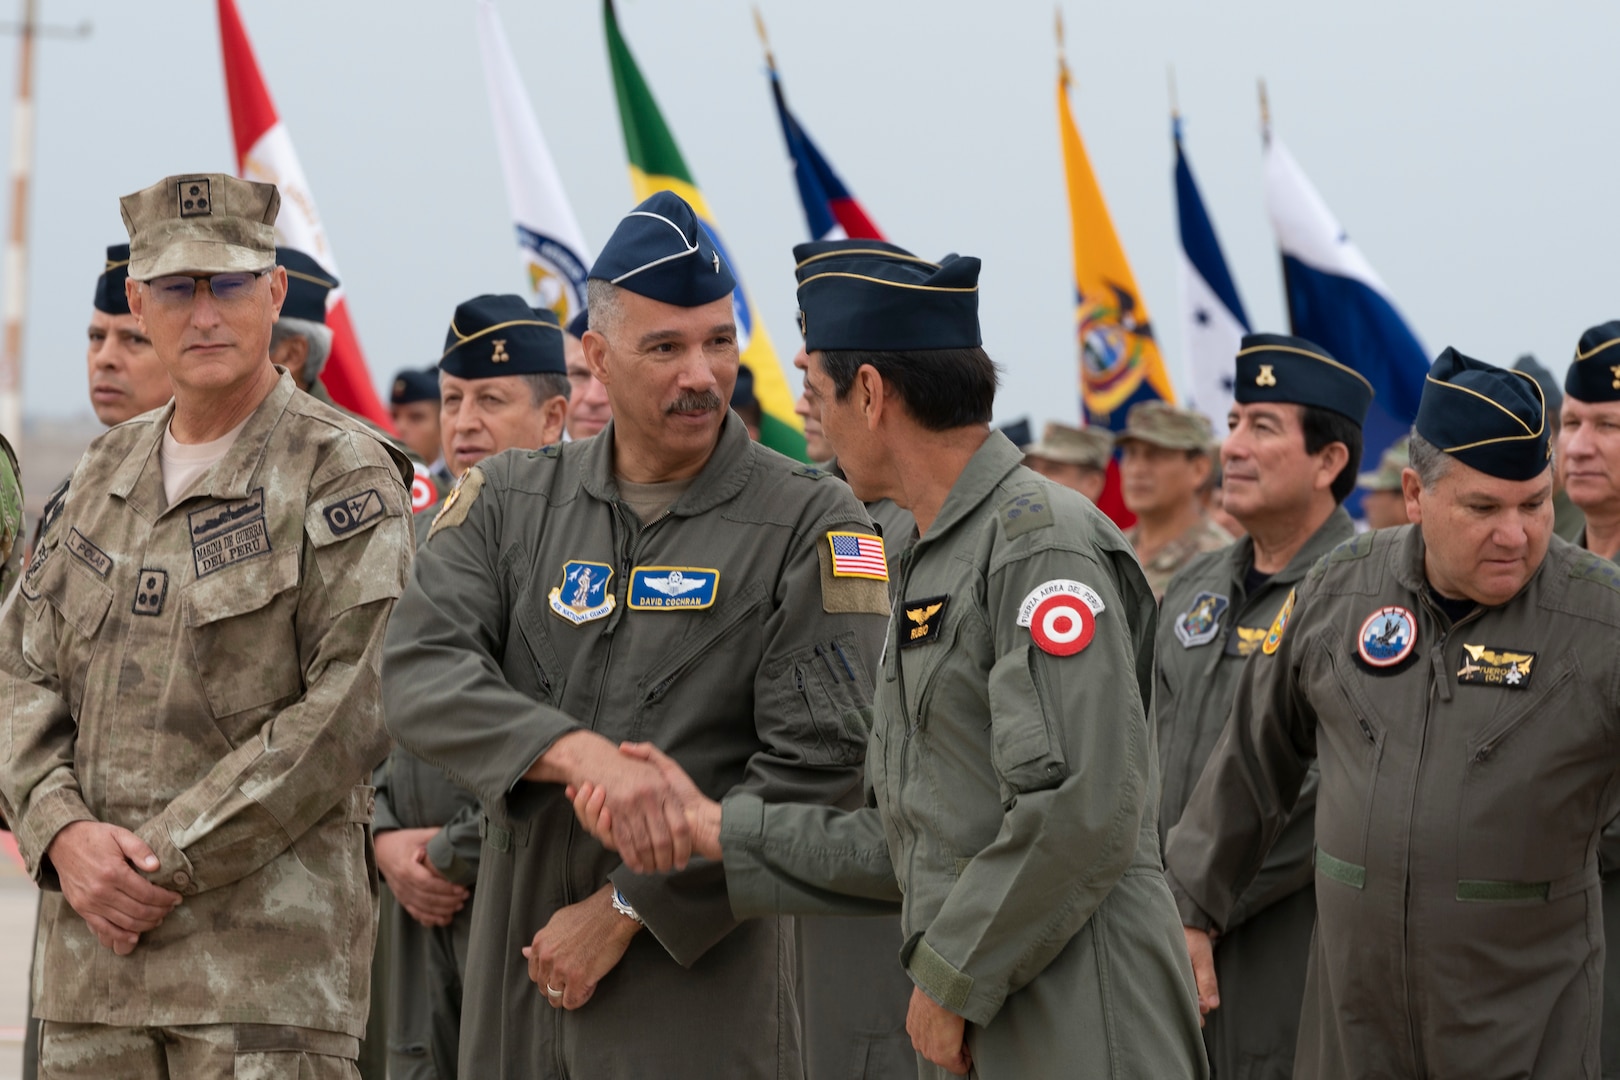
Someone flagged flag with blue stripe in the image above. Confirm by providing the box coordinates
[1175,116,1250,430]
[766,65,882,241]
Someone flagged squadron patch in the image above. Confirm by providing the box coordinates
[1174,591,1229,648]
[66,528,112,578]
[189,488,269,577]
[548,561,615,625]
[628,567,718,610]
[1016,579,1105,657]
[1456,644,1537,689]
[322,489,385,536]
[1356,606,1418,670]
[1261,588,1296,656]
[901,595,949,648]
[427,468,484,541]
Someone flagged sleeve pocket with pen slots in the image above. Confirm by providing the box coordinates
[787,631,876,767]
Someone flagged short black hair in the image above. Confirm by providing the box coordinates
[819,347,998,432]
[1300,404,1363,505]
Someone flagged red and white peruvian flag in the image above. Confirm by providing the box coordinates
[217,0,392,429]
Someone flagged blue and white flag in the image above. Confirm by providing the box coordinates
[477,0,592,323]
[1264,134,1428,491]
[1175,117,1250,429]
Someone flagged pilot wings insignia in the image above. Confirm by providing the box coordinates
[901,594,949,648]
[907,602,943,625]
[643,572,707,597]
[1457,643,1537,689]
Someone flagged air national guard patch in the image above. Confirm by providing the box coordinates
[1261,588,1296,656]
[1175,591,1228,648]
[549,561,615,625]
[628,567,718,610]
[1457,644,1536,689]
[1017,579,1105,657]
[1356,606,1418,670]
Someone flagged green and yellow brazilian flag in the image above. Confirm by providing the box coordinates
[603,0,808,461]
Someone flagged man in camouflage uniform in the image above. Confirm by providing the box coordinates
[1116,401,1231,600]
[1356,436,1412,530]
[373,294,570,1079]
[0,173,413,1079]
[1021,420,1110,503]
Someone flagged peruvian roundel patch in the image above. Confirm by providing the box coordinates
[1016,579,1106,656]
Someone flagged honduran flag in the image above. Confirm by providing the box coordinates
[217,0,390,428]
[763,47,882,241]
[1264,132,1428,505]
[1174,115,1250,430]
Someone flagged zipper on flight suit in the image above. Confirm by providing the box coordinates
[891,546,924,899]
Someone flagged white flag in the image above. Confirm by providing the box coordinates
[477,0,592,322]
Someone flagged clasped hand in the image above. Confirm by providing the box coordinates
[564,741,722,869]
[46,820,183,955]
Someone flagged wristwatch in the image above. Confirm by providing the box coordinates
[611,886,644,925]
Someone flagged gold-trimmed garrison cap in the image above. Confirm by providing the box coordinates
[276,247,337,323]
[440,294,566,379]
[1565,321,1620,404]
[1416,347,1549,481]
[1115,401,1215,453]
[1356,435,1410,492]
[119,173,279,281]
[93,243,131,315]
[792,238,981,353]
[587,190,735,307]
[1234,332,1373,426]
[1023,421,1112,470]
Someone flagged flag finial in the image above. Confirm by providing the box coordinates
[752,6,775,70]
[1168,65,1179,120]
[1055,7,1070,88]
[1258,78,1271,144]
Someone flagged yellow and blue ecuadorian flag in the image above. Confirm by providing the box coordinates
[604,0,809,462]
[1056,62,1177,432]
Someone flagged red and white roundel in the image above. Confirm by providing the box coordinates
[1016,579,1106,657]
[411,464,437,515]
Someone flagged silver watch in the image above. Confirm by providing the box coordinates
[611,886,644,925]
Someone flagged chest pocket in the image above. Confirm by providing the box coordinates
[629,582,770,734]
[27,550,113,715]
[183,548,303,720]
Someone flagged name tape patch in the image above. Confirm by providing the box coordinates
[901,595,949,648]
[628,567,718,610]
[66,528,112,578]
[1457,644,1536,689]
[1016,579,1105,656]
[189,488,270,578]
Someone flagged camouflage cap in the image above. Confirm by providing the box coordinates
[1356,436,1410,492]
[1023,421,1111,470]
[1115,401,1215,452]
[119,173,280,281]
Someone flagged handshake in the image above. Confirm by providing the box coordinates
[537,729,723,873]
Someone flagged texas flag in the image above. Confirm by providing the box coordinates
[217,0,390,428]
[1174,115,1250,431]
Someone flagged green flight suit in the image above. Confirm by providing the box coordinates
[382,416,889,1080]
[1167,526,1620,1079]
[718,433,1207,1079]
[1580,531,1620,1080]
[1156,508,1354,1079]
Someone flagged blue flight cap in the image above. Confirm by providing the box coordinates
[731,364,757,411]
[587,191,735,308]
[1416,347,1549,481]
[94,244,132,316]
[390,366,440,405]
[566,310,589,339]
[1564,321,1620,404]
[1233,333,1372,426]
[440,294,566,378]
[792,239,982,352]
[276,247,337,324]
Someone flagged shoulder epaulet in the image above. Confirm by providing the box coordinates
[526,443,562,460]
[1000,491,1055,539]
[1327,531,1375,564]
[1569,551,1620,595]
[793,464,830,480]
[37,475,69,544]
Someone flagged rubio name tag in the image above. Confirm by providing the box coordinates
[1457,644,1536,689]
[628,567,718,610]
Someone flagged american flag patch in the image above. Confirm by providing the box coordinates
[828,531,888,581]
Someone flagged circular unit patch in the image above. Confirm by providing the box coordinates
[1016,578,1106,657]
[1356,605,1417,668]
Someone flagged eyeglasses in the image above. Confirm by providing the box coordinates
[144,271,267,308]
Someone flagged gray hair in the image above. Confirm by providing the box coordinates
[522,372,571,405]
[1408,429,1555,488]
[271,317,334,381]
[585,278,624,341]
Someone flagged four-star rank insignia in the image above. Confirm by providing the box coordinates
[1175,591,1228,649]
[1356,605,1418,672]
[1456,643,1536,689]
[549,560,615,624]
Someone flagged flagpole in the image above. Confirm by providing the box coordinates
[751,6,776,71]
[1055,7,1070,89]
[1259,79,1297,332]
[1258,78,1271,145]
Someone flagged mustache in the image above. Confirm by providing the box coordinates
[666,390,724,414]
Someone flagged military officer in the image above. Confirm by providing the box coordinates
[1156,333,1368,1080]
[381,191,888,1080]
[372,294,571,1079]
[1115,401,1231,600]
[731,363,763,441]
[1558,321,1620,1079]
[1517,352,1586,541]
[0,173,413,1078]
[1021,420,1110,502]
[563,310,612,441]
[1167,347,1620,1078]
[86,243,173,428]
[574,239,1207,1078]
[269,246,339,397]
[389,366,445,478]
[1356,437,1412,530]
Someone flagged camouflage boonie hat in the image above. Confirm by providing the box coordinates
[119,173,280,281]
[1356,436,1410,492]
[1023,421,1111,470]
[1115,401,1216,453]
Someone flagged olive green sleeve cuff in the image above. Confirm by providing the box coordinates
[1167,875,1217,932]
[18,784,96,888]
[424,807,482,887]
[905,936,975,1017]
[718,792,770,918]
